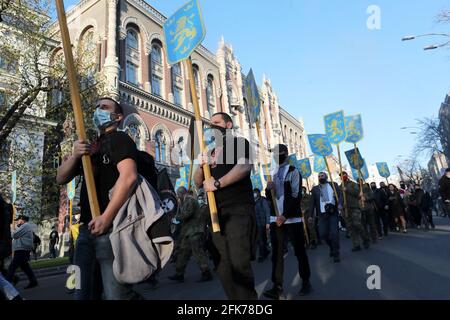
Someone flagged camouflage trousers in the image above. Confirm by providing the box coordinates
[305,217,318,244]
[175,233,211,276]
[362,208,378,242]
[345,208,370,249]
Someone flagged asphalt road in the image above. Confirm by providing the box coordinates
[18,217,450,300]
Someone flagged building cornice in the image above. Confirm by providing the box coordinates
[119,81,211,126]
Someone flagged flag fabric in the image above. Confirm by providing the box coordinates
[344,115,364,144]
[163,0,206,65]
[345,148,364,170]
[67,179,76,200]
[298,158,312,178]
[376,162,391,178]
[250,172,263,191]
[11,170,16,204]
[352,160,369,181]
[314,156,326,173]
[308,134,333,157]
[245,68,261,124]
[288,154,298,168]
[324,110,346,145]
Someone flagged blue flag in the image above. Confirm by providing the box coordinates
[11,170,16,204]
[324,110,346,145]
[314,156,326,173]
[288,154,298,168]
[352,160,369,181]
[308,134,333,157]
[245,68,261,124]
[345,148,364,170]
[163,0,206,65]
[345,115,364,144]
[376,162,391,178]
[251,172,263,191]
[298,158,312,178]
[67,179,76,201]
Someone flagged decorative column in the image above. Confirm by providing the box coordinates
[103,0,120,101]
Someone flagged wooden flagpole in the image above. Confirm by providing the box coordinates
[55,0,100,219]
[255,120,280,217]
[324,157,340,205]
[186,57,220,232]
[337,144,348,217]
[354,143,365,209]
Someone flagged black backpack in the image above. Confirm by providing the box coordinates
[136,151,159,191]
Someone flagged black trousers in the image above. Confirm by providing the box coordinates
[375,209,389,237]
[270,222,311,287]
[6,250,36,284]
[212,204,258,300]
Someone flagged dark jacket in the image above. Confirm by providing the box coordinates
[388,190,405,216]
[266,165,303,219]
[439,175,450,201]
[255,196,270,227]
[309,182,343,218]
[374,187,390,211]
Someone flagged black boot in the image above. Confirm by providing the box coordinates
[197,270,213,282]
[299,281,312,296]
[263,285,283,300]
[168,274,184,283]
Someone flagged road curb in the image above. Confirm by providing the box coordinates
[17,265,70,281]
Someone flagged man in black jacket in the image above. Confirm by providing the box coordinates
[372,182,390,239]
[310,172,343,263]
[263,144,312,300]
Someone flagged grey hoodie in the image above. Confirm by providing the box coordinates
[12,223,34,252]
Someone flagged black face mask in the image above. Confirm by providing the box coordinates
[319,178,327,184]
[400,184,406,190]
[371,186,377,191]
[277,154,288,165]
[210,125,227,136]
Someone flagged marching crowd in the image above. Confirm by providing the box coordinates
[1,97,450,300]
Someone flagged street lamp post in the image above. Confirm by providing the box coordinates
[402,33,450,50]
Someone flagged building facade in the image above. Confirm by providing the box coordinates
[49,0,309,238]
[439,93,450,164]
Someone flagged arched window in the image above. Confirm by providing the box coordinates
[206,74,216,117]
[0,90,7,111]
[150,42,163,96]
[126,28,140,86]
[155,130,167,163]
[171,63,183,106]
[192,64,200,99]
[79,28,97,89]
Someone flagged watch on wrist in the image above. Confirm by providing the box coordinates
[214,179,221,190]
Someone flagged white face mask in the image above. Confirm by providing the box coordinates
[254,193,259,200]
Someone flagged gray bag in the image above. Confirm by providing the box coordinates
[109,175,173,285]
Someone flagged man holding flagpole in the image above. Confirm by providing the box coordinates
[194,112,258,300]
[263,144,312,300]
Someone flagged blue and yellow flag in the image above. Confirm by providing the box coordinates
[163,0,206,65]
[352,160,369,181]
[288,154,298,168]
[324,110,346,145]
[298,158,312,178]
[11,170,16,204]
[308,134,333,157]
[67,179,76,201]
[245,69,261,124]
[345,148,364,170]
[376,162,391,178]
[345,115,364,144]
[314,156,326,173]
[250,172,263,191]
